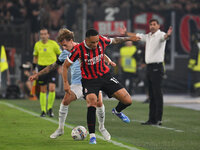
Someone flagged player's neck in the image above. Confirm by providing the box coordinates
[67,42,78,51]
[42,39,48,44]
[72,42,78,46]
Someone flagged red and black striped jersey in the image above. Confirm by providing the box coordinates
[67,35,112,79]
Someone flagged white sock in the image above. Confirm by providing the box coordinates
[90,133,96,139]
[58,103,68,130]
[96,104,105,129]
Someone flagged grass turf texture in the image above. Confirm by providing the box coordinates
[0,99,200,150]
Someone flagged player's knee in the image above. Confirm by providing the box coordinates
[97,100,103,107]
[127,100,132,106]
[123,93,132,105]
[49,88,55,92]
[63,99,70,105]
[49,84,56,92]
[86,94,97,107]
[62,94,75,105]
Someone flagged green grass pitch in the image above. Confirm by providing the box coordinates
[0,99,199,150]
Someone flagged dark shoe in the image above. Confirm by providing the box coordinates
[40,111,46,117]
[141,120,156,125]
[143,98,150,103]
[47,108,54,117]
[156,121,162,126]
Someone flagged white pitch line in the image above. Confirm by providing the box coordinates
[0,101,141,150]
[133,119,184,132]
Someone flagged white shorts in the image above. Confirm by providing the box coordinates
[70,84,84,99]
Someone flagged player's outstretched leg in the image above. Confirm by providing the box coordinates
[50,103,68,138]
[112,88,132,123]
[96,104,111,140]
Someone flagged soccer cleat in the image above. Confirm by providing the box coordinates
[89,137,97,144]
[47,108,54,117]
[141,121,155,125]
[99,127,111,141]
[40,111,46,117]
[50,128,64,139]
[112,108,130,123]
[156,121,162,126]
[141,120,162,126]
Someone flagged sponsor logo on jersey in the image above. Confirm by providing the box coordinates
[84,54,103,65]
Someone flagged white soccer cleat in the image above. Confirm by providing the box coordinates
[99,127,111,141]
[50,128,64,139]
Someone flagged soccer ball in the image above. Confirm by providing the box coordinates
[71,126,88,140]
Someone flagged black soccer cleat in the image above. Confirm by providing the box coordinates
[40,111,46,117]
[47,108,54,117]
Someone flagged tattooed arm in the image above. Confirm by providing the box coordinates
[29,62,59,81]
[111,36,140,44]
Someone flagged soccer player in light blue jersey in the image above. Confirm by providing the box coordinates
[29,28,116,140]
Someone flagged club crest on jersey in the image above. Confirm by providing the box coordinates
[98,45,102,52]
[43,48,47,51]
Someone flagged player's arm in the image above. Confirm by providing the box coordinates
[111,36,140,44]
[29,62,59,81]
[62,59,72,94]
[104,55,116,67]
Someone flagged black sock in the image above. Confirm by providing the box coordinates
[115,102,131,112]
[87,106,96,134]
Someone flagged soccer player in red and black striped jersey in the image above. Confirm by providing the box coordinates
[62,29,140,144]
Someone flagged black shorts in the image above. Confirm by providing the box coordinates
[38,65,57,85]
[81,72,123,99]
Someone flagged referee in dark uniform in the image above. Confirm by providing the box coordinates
[120,19,172,125]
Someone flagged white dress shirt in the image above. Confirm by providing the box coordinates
[136,29,167,64]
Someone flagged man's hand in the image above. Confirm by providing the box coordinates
[164,26,173,40]
[118,26,127,35]
[167,26,173,36]
[29,74,38,81]
[63,81,70,95]
[129,36,141,42]
[107,60,116,67]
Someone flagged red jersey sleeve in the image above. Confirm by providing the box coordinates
[67,47,80,63]
[99,35,112,46]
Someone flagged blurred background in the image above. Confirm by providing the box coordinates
[0,0,200,99]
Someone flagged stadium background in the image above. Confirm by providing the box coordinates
[0,0,200,97]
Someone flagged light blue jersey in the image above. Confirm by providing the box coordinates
[58,50,82,84]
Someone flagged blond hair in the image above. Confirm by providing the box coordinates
[56,28,74,43]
